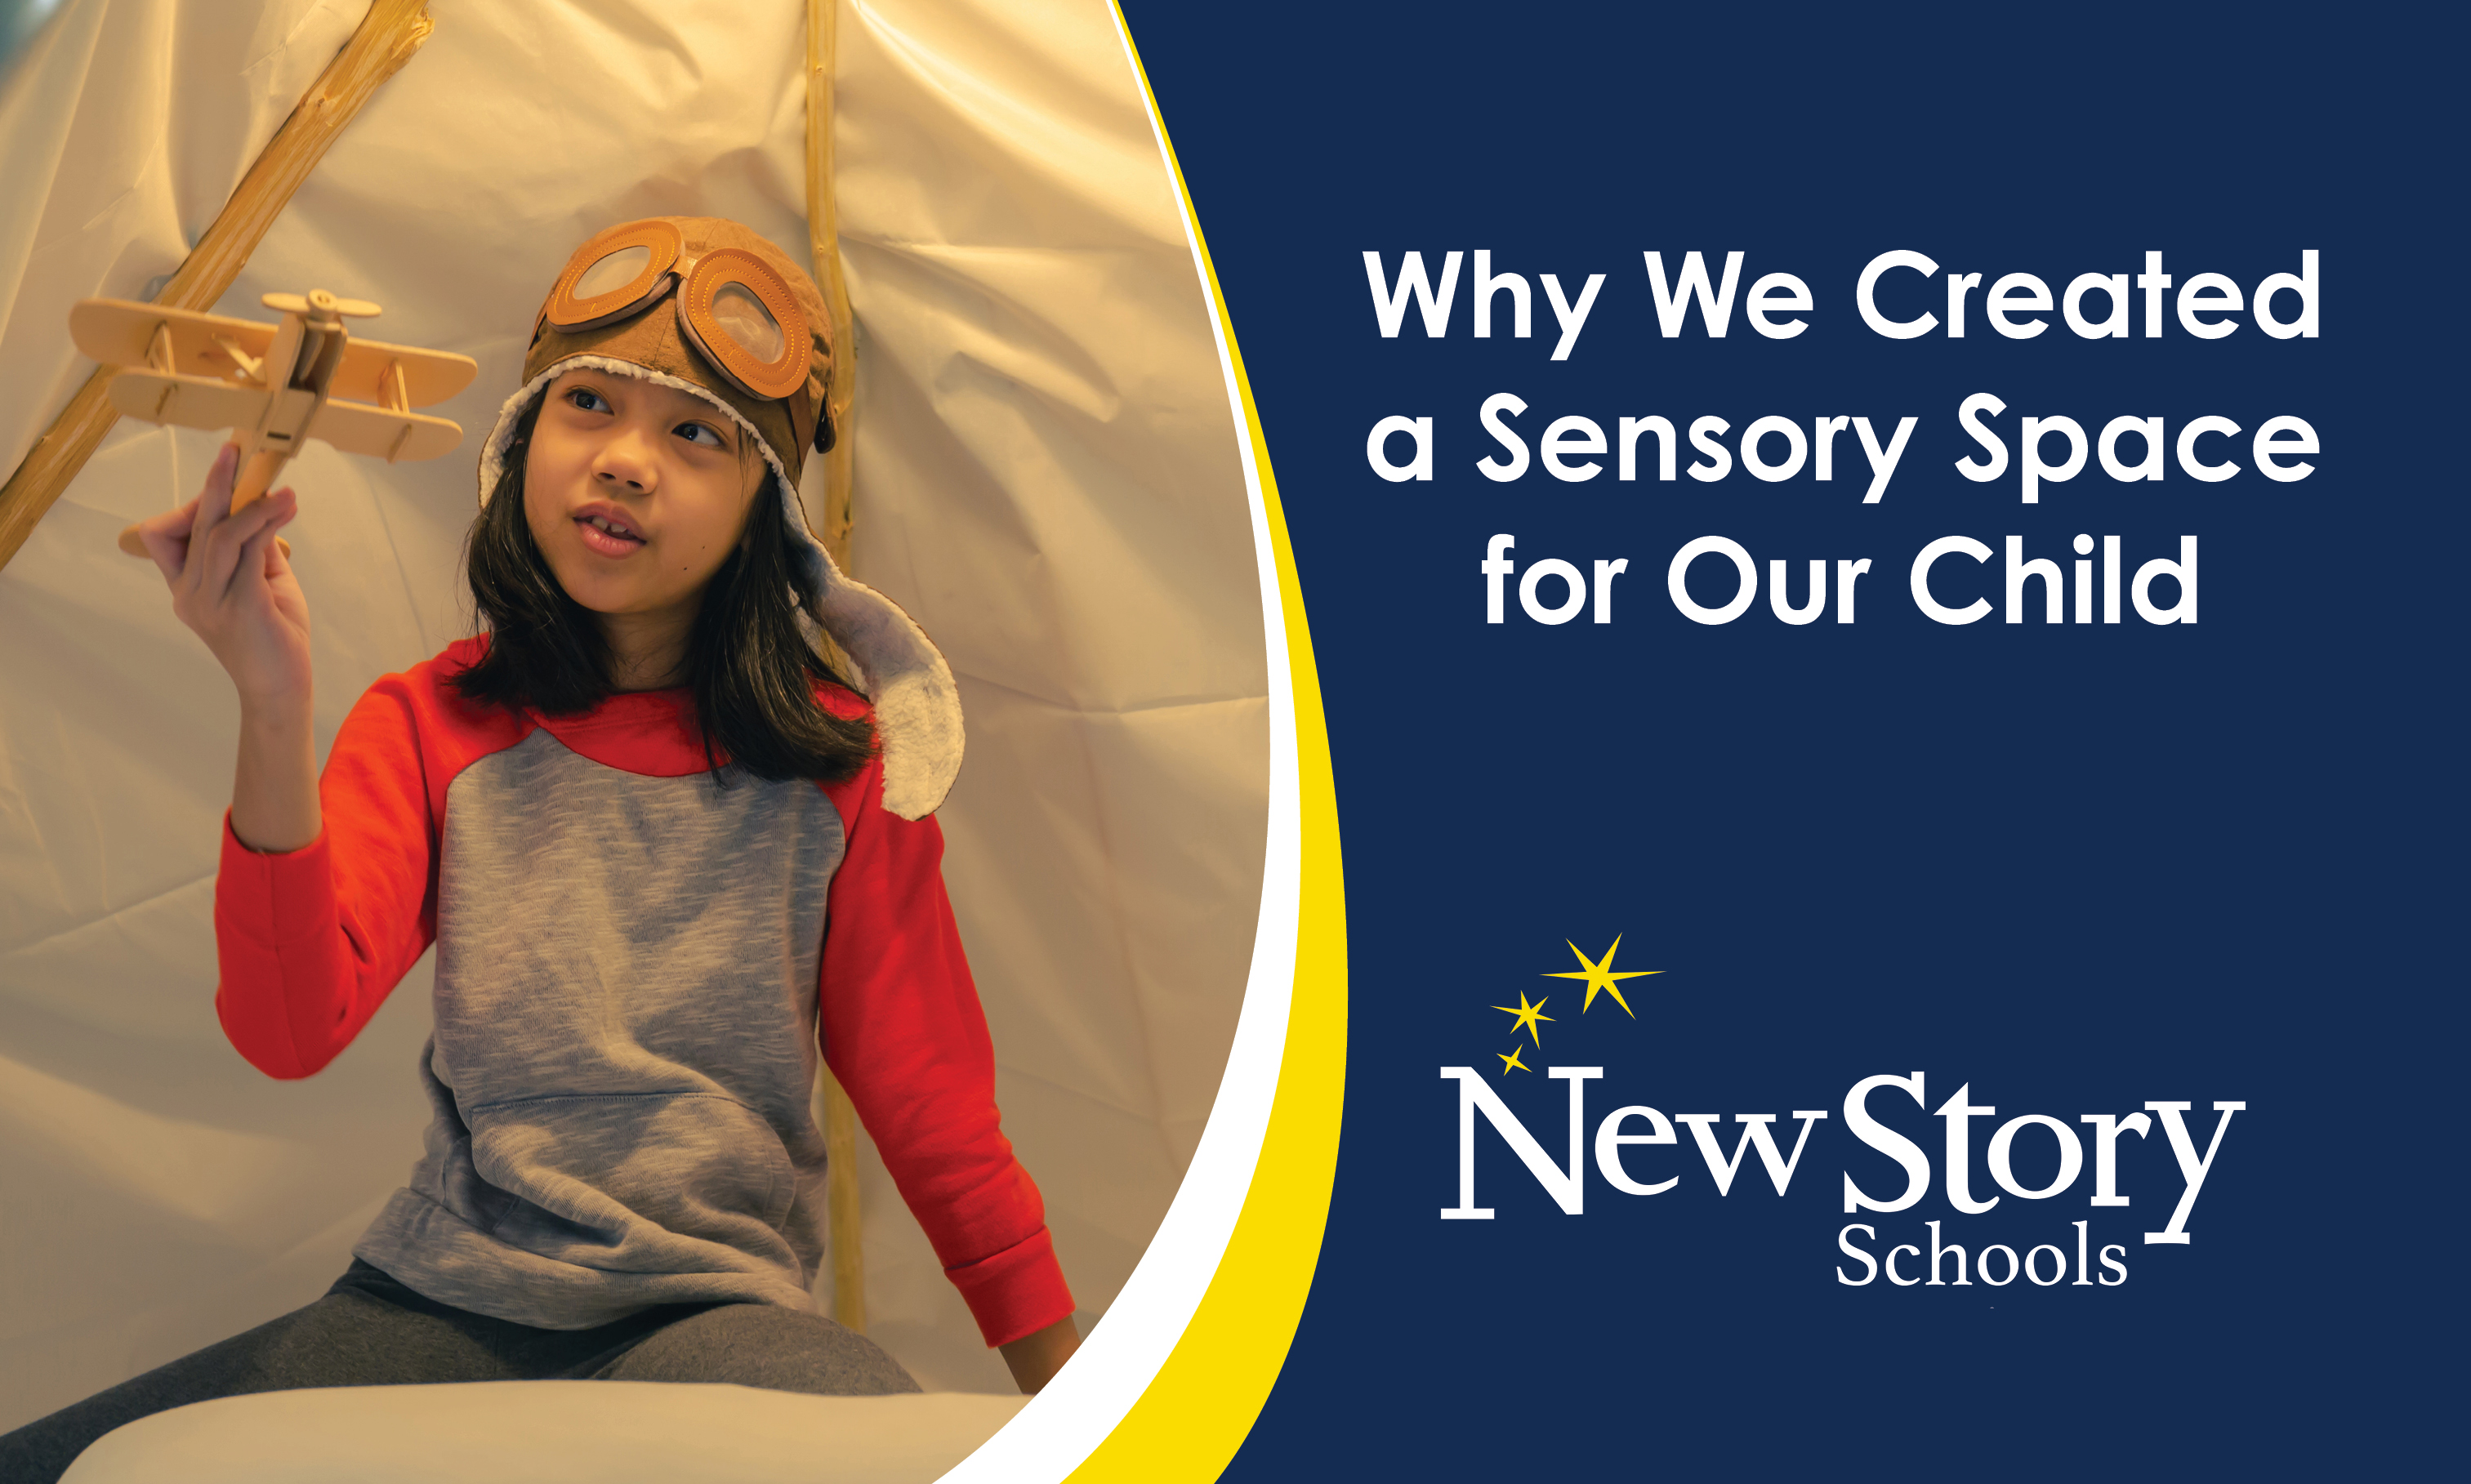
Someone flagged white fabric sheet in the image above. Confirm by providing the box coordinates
[0,0,1263,1423]
[57,1384,1028,1483]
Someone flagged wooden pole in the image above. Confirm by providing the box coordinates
[806,0,868,1337]
[0,0,435,574]
[805,0,859,560]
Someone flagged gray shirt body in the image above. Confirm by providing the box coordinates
[354,728,845,1329]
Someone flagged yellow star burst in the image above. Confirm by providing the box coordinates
[1490,991,1554,1048]
[1543,934,1660,1017]
[1497,1045,1531,1075]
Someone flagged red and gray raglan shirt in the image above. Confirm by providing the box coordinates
[212,637,1072,1344]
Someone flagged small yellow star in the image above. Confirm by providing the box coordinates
[1497,1045,1530,1075]
[1490,991,1554,1048]
[1543,935,1660,1017]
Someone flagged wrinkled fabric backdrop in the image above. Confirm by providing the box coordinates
[0,0,1264,1419]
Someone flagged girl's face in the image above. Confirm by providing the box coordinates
[522,369,765,631]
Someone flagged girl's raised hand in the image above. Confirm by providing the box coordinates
[139,443,312,717]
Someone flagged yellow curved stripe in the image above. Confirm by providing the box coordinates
[1068,11,1349,1481]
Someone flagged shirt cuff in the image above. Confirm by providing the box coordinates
[218,811,334,948]
[946,1226,1075,1348]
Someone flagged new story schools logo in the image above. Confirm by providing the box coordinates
[1441,939,2243,1289]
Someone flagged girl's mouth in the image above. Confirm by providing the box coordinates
[575,512,645,558]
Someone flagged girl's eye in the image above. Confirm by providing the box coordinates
[676,421,729,449]
[567,387,609,413]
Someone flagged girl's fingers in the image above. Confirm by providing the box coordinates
[258,502,298,578]
[199,488,293,604]
[137,495,203,582]
[236,502,291,584]
[186,443,243,570]
[266,488,299,576]
[203,440,239,497]
[175,444,241,600]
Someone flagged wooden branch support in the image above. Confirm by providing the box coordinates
[807,0,869,1338]
[807,0,859,564]
[0,0,435,574]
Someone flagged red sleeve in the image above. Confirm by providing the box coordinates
[214,647,501,1078]
[818,757,1076,1348]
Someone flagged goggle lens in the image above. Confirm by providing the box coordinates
[677,247,808,401]
[710,283,785,363]
[546,220,683,332]
[573,243,653,302]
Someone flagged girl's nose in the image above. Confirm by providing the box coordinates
[591,426,659,492]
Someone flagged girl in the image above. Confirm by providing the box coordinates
[0,217,1077,1480]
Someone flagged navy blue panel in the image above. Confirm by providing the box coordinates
[1120,3,2455,1478]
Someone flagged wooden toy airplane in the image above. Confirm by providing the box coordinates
[69,290,478,556]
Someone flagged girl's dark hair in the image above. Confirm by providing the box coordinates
[453,394,876,784]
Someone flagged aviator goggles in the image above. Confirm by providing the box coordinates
[541,219,811,404]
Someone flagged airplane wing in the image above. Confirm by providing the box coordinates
[307,399,465,462]
[103,371,466,461]
[71,300,476,410]
[332,338,478,408]
[69,300,274,380]
[103,369,269,433]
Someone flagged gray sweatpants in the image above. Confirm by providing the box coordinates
[0,1259,918,1484]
